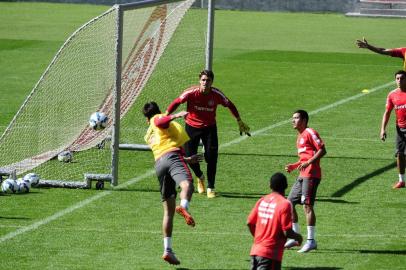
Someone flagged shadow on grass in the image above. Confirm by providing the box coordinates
[322,248,406,255]
[0,216,30,220]
[316,197,359,204]
[220,192,264,199]
[331,161,396,197]
[284,268,342,270]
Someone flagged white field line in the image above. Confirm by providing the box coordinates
[220,81,394,149]
[0,80,394,244]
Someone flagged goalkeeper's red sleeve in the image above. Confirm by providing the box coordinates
[166,98,182,114]
[226,100,240,119]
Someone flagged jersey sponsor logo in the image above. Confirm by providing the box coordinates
[299,138,304,144]
[194,105,214,112]
[298,146,307,153]
[395,104,406,110]
[258,200,276,224]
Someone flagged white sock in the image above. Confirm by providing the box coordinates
[399,174,405,182]
[292,223,300,234]
[164,237,172,250]
[180,199,189,210]
[307,226,315,240]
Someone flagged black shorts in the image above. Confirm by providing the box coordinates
[250,256,281,270]
[395,125,406,155]
[288,177,320,206]
[155,151,193,201]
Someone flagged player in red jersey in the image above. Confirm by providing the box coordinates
[247,172,302,270]
[166,69,250,198]
[381,70,406,189]
[356,38,406,70]
[284,110,326,253]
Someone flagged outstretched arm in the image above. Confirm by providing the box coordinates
[166,97,183,115]
[154,111,188,129]
[356,37,391,56]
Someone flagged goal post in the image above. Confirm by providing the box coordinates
[0,0,210,188]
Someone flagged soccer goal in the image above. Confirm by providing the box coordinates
[0,0,209,188]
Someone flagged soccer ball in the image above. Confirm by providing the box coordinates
[89,112,108,130]
[23,173,40,187]
[58,151,73,163]
[16,179,30,193]
[1,178,17,194]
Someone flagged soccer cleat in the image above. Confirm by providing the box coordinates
[196,176,205,194]
[298,240,317,253]
[162,249,180,265]
[393,181,405,189]
[284,239,300,249]
[175,206,195,227]
[207,188,216,198]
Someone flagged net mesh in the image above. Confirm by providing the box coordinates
[0,0,206,183]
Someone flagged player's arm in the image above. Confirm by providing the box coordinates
[298,145,326,170]
[284,229,303,245]
[154,111,188,129]
[281,202,303,244]
[183,154,203,164]
[224,99,251,136]
[285,161,301,173]
[356,37,391,56]
[247,200,260,236]
[380,109,391,141]
[166,97,183,115]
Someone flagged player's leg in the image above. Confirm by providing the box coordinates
[201,125,218,198]
[156,163,181,265]
[285,178,302,249]
[394,126,406,188]
[168,151,196,227]
[162,197,180,265]
[298,178,320,253]
[185,124,205,192]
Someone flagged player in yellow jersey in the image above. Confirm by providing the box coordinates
[143,101,202,265]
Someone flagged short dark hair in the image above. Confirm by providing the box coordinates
[395,70,406,78]
[142,101,161,120]
[294,109,309,124]
[199,69,214,81]
[269,172,288,193]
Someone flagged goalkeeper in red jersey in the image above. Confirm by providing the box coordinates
[166,69,250,198]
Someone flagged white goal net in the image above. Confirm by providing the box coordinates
[0,0,206,186]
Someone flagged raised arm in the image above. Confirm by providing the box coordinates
[356,37,391,56]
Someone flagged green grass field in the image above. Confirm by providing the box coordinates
[1,2,406,270]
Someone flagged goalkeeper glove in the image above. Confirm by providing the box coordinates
[237,119,251,136]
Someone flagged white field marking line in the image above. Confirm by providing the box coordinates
[0,81,393,244]
[0,169,154,244]
[220,80,394,149]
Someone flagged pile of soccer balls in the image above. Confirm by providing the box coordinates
[1,173,40,194]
